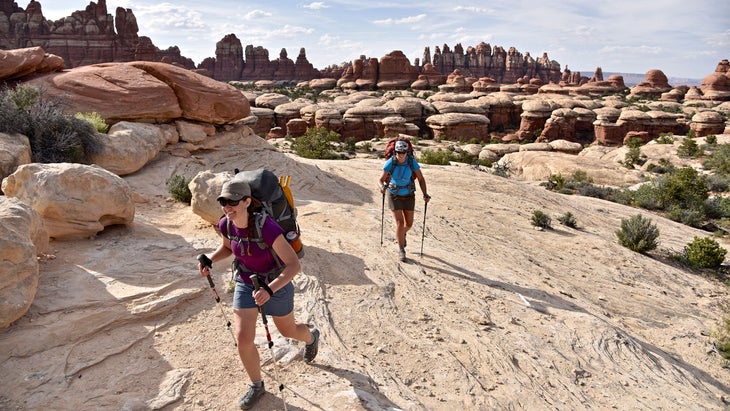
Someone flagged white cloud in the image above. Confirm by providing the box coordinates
[373,14,427,25]
[453,6,493,14]
[598,45,663,55]
[303,2,329,10]
[243,10,272,20]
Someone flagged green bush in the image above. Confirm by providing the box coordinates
[714,316,730,360]
[167,174,192,204]
[74,112,109,133]
[292,127,342,159]
[704,143,730,176]
[677,138,702,158]
[684,237,727,269]
[655,134,675,144]
[557,212,577,228]
[655,167,708,211]
[419,149,452,165]
[531,210,552,229]
[616,214,660,253]
[7,84,39,110]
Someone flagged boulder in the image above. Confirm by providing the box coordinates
[0,46,64,80]
[89,122,170,176]
[1,163,135,239]
[425,113,490,142]
[0,197,47,329]
[189,170,230,225]
[0,133,32,191]
[690,111,726,137]
[26,61,250,124]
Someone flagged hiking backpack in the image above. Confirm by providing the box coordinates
[384,136,417,194]
[226,168,303,258]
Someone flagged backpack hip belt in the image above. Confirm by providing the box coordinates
[232,259,284,284]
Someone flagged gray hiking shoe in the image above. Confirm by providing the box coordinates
[398,246,407,262]
[239,382,265,410]
[304,327,319,363]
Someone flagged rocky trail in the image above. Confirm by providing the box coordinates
[0,137,729,410]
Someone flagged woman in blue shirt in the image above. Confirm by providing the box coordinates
[378,139,430,262]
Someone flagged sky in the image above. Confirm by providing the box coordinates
[42,0,730,80]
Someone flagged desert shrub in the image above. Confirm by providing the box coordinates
[677,138,702,158]
[704,143,730,176]
[705,197,730,220]
[491,161,510,177]
[0,85,101,164]
[654,167,708,211]
[74,112,109,133]
[557,212,577,228]
[665,207,705,228]
[419,149,452,165]
[167,174,192,204]
[645,158,675,174]
[7,84,39,110]
[683,237,727,269]
[542,173,566,191]
[713,315,730,360]
[705,174,730,193]
[655,134,675,144]
[615,214,660,253]
[631,184,662,210]
[621,146,646,169]
[530,210,552,229]
[292,127,342,159]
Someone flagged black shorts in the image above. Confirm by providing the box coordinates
[387,194,415,211]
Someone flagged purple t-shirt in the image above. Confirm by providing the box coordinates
[218,215,284,283]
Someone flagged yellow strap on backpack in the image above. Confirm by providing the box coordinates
[279,175,294,208]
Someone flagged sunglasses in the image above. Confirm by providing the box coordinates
[218,198,241,207]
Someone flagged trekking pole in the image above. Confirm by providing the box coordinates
[380,188,386,246]
[250,274,287,410]
[420,202,428,257]
[197,254,237,346]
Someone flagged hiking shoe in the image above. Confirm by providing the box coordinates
[398,246,407,262]
[304,327,319,363]
[239,382,265,410]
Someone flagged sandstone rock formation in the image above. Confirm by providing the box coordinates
[25,60,251,124]
[0,46,64,80]
[2,163,135,239]
[0,0,194,69]
[0,196,46,328]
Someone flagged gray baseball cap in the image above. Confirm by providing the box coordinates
[217,180,251,201]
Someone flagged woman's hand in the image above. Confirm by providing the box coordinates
[252,287,271,306]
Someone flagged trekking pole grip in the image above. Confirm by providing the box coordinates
[197,254,215,288]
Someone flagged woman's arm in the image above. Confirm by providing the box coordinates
[414,169,430,202]
[198,237,233,276]
[378,170,390,193]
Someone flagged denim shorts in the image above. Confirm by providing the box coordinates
[233,281,294,317]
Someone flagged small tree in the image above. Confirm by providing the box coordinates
[616,214,660,253]
[167,174,192,204]
[292,127,341,159]
[531,210,552,229]
[684,237,727,269]
[557,212,577,228]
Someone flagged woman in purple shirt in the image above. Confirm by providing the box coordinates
[198,179,319,410]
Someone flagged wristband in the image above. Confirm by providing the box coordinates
[261,283,274,296]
